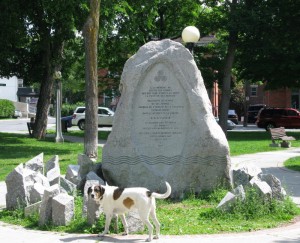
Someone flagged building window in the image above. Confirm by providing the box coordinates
[0,83,6,86]
[18,79,24,87]
[291,90,299,109]
[250,85,258,97]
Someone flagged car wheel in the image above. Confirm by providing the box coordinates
[78,120,85,130]
[266,123,275,131]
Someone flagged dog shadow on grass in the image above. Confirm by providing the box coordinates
[60,234,146,242]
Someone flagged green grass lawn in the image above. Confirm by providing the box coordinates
[1,130,300,181]
[58,130,111,140]
[228,130,300,156]
[1,130,300,235]
[0,132,103,181]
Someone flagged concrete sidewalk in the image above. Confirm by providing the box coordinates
[1,147,300,242]
[0,218,300,243]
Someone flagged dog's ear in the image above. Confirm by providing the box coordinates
[101,186,106,196]
[95,185,105,196]
[87,186,92,195]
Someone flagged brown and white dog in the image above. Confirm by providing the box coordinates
[88,182,171,242]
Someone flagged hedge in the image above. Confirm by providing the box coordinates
[0,99,15,118]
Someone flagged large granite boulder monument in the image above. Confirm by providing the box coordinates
[102,39,231,198]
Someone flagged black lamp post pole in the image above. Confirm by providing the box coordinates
[186,42,195,56]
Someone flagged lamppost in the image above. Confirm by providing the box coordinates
[243,80,250,127]
[54,71,64,143]
[181,26,200,55]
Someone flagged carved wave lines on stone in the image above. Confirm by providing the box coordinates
[103,155,225,166]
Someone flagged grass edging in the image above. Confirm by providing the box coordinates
[284,156,300,172]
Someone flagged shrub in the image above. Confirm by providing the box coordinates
[200,187,300,222]
[0,99,15,118]
[61,102,84,116]
[49,102,85,117]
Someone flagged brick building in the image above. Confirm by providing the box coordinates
[208,81,299,120]
[248,83,299,109]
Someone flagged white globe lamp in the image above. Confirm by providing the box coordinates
[181,26,200,55]
[182,26,200,43]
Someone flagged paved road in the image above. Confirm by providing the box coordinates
[0,117,56,133]
[0,118,30,132]
[0,117,112,133]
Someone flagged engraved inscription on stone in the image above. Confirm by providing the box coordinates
[132,63,188,157]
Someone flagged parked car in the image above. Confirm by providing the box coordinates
[256,107,300,130]
[71,106,114,130]
[228,109,239,124]
[247,104,266,123]
[13,110,22,118]
[215,117,236,130]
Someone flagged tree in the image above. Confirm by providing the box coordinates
[205,0,300,133]
[0,1,88,139]
[83,0,101,159]
[95,1,237,136]
[96,1,256,136]
[98,0,202,75]
[197,0,240,134]
[236,0,300,89]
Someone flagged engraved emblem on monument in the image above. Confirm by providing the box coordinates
[154,70,167,82]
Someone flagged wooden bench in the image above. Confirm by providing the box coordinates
[269,127,295,147]
[27,122,35,137]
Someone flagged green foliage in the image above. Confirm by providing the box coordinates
[97,0,204,94]
[201,188,300,223]
[0,99,15,118]
[61,38,85,97]
[236,0,300,89]
[61,104,77,117]
[0,0,89,84]
[49,102,85,117]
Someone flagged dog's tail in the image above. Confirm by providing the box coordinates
[151,182,171,199]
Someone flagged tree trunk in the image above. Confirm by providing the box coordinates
[33,76,54,139]
[219,32,237,135]
[83,0,100,159]
[219,0,238,136]
[33,33,64,139]
[33,34,64,140]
